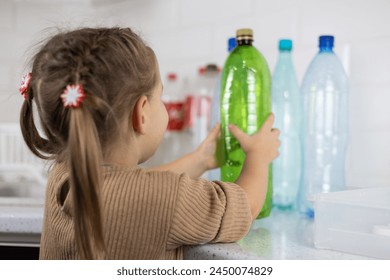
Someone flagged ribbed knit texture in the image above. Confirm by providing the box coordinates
[39,163,252,259]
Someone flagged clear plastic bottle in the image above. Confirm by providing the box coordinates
[220,28,272,219]
[209,37,236,181]
[299,35,349,218]
[272,39,301,210]
[184,64,219,148]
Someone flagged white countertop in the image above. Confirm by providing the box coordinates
[184,210,375,260]
[0,201,375,259]
[0,198,43,246]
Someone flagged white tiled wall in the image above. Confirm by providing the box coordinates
[0,0,389,188]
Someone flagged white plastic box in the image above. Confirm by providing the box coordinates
[313,187,390,259]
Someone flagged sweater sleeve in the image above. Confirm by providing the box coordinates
[166,173,252,249]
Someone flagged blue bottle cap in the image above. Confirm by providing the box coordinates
[228,37,237,52]
[319,35,334,50]
[279,39,292,51]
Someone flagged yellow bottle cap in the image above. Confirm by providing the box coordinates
[236,28,253,37]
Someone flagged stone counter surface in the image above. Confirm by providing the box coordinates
[0,198,43,246]
[0,202,374,259]
[184,210,374,260]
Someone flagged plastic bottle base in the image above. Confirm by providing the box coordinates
[305,208,315,219]
[273,204,294,211]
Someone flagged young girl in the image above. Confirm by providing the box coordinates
[19,27,280,260]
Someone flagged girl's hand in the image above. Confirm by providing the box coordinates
[228,113,280,164]
[150,124,220,179]
[194,123,221,172]
[229,113,281,219]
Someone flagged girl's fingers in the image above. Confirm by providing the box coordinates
[262,113,275,131]
[206,123,220,141]
[271,127,281,137]
[228,124,249,146]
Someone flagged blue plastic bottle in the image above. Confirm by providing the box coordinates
[299,35,349,218]
[271,39,301,210]
[208,37,237,181]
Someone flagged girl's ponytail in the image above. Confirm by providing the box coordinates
[20,85,54,160]
[68,106,105,259]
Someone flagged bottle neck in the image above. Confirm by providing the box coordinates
[276,51,294,70]
[237,38,253,46]
[319,46,334,53]
[279,50,292,56]
[278,51,292,61]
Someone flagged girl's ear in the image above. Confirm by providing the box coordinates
[132,95,149,134]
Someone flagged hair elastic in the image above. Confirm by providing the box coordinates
[61,84,86,108]
[19,73,32,100]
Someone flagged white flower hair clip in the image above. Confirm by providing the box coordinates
[19,73,32,100]
[60,84,86,108]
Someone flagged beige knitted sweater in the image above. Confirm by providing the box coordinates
[39,164,252,259]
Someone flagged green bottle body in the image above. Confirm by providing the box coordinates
[220,43,272,219]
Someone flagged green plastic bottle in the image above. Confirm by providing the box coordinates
[220,28,272,219]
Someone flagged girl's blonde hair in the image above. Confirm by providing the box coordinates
[20,27,158,259]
